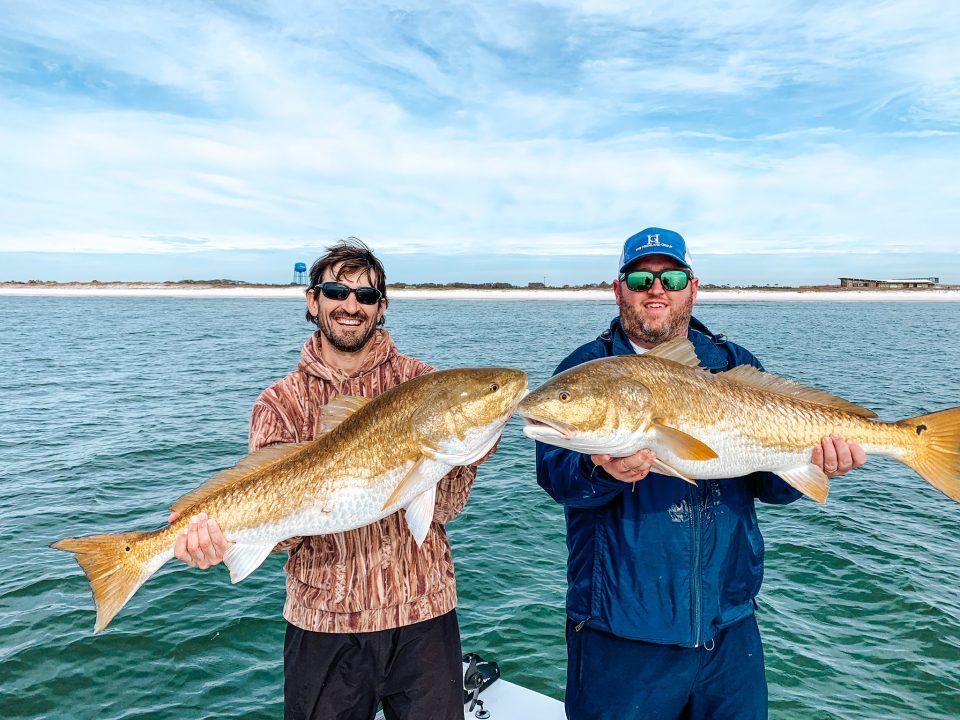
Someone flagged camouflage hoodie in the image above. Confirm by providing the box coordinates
[250,329,476,633]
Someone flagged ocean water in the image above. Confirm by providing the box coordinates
[2,296,959,720]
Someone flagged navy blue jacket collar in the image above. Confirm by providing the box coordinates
[602,316,731,372]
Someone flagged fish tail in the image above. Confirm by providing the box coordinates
[899,407,960,503]
[51,530,160,633]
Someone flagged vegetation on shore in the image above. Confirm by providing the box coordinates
[2,280,956,292]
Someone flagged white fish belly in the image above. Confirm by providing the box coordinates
[647,427,808,480]
[224,460,453,546]
[649,426,907,479]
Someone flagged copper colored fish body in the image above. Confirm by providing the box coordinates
[53,367,528,633]
[520,338,960,505]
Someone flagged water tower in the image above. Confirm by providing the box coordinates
[293,262,307,285]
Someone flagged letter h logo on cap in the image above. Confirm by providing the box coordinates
[618,227,692,274]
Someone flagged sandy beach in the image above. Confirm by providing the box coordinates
[2,283,960,302]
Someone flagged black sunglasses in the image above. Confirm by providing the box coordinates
[312,282,383,305]
[622,268,692,292]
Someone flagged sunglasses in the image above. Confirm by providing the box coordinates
[622,268,692,292]
[313,282,383,305]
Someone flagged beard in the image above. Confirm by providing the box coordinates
[318,311,378,353]
[619,292,695,347]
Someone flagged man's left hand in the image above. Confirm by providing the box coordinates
[811,434,866,477]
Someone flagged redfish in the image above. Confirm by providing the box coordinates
[54,367,528,632]
[520,338,960,504]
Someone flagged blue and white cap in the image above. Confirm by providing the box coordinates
[618,227,693,274]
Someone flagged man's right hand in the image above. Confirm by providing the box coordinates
[167,511,230,570]
[590,449,656,483]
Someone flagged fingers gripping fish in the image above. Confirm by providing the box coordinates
[520,338,960,505]
[53,367,528,633]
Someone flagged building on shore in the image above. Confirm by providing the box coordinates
[839,277,940,289]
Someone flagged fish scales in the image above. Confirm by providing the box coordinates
[519,337,960,506]
[634,357,910,465]
[53,367,528,633]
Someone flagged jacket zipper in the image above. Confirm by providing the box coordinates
[691,487,703,647]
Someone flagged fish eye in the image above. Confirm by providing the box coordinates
[558,390,570,402]
[488,382,500,392]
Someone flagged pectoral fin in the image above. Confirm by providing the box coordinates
[223,542,275,584]
[776,464,830,503]
[382,459,429,511]
[651,421,719,461]
[401,485,437,546]
[650,458,698,486]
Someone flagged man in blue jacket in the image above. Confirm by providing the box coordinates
[536,227,866,720]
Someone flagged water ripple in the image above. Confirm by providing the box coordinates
[2,297,959,718]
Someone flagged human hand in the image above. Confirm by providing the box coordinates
[811,434,866,478]
[590,449,656,483]
[168,511,230,569]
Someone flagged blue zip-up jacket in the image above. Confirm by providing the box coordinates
[536,316,802,647]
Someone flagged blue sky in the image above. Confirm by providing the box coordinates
[2,1,959,285]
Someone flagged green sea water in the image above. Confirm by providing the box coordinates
[2,296,959,719]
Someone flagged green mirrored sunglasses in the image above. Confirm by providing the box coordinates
[623,268,692,292]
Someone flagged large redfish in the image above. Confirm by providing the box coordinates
[519,338,960,503]
[54,367,528,633]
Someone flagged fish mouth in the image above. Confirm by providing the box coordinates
[499,386,529,423]
[517,409,578,440]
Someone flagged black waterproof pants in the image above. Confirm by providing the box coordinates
[283,609,463,720]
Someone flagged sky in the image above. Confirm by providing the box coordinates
[1,1,959,286]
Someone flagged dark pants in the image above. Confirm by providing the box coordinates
[565,614,768,720]
[284,610,464,720]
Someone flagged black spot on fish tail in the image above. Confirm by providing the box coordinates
[916,424,927,435]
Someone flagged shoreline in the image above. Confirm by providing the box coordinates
[2,283,960,302]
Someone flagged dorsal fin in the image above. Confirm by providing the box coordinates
[644,337,702,368]
[321,395,372,433]
[170,442,310,514]
[721,366,877,418]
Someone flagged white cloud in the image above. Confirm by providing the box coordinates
[0,1,958,276]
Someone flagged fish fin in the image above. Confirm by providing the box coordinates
[382,458,430,511]
[644,337,702,368]
[222,542,274,584]
[776,464,830,503]
[898,407,960,502]
[650,420,719,460]
[170,442,310,515]
[721,366,877,419]
[321,395,372,433]
[413,428,494,466]
[401,485,437,546]
[651,458,699,486]
[416,437,442,462]
[51,530,160,633]
[426,429,503,466]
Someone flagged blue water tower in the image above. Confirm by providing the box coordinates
[293,262,307,285]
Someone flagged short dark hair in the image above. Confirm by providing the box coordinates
[306,238,388,327]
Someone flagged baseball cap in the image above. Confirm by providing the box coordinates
[618,227,693,274]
